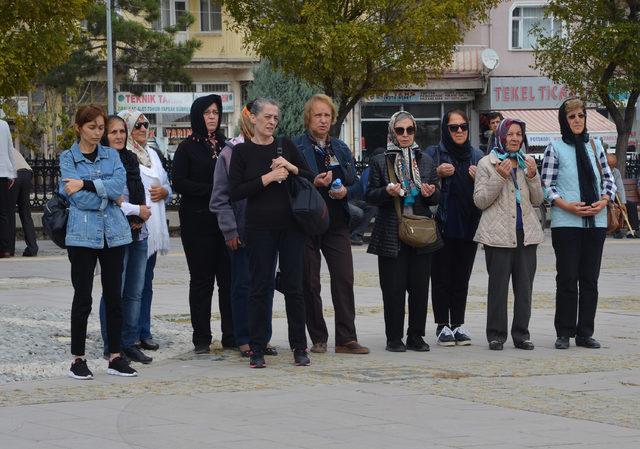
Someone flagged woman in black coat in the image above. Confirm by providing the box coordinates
[172,94,233,353]
[366,111,440,353]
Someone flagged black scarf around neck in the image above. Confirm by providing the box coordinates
[558,101,598,227]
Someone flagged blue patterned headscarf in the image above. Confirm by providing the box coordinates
[490,118,528,170]
[491,118,529,204]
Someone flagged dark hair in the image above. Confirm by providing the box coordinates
[487,111,503,122]
[100,115,128,148]
[74,104,107,137]
[445,109,469,124]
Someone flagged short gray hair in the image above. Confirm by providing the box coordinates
[250,98,279,115]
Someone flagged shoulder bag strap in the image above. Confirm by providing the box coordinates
[385,155,404,220]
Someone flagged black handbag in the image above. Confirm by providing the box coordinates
[42,192,70,249]
[276,138,329,236]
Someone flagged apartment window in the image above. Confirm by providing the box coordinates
[155,0,188,31]
[201,83,230,92]
[163,83,196,93]
[200,1,222,32]
[510,5,560,50]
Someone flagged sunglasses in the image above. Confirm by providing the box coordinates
[567,113,585,120]
[394,126,415,135]
[448,123,469,132]
[134,121,150,130]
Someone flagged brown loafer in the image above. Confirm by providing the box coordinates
[335,341,370,354]
[310,342,327,353]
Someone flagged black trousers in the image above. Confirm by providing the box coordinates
[303,225,357,346]
[179,207,233,347]
[552,227,606,338]
[484,230,537,344]
[68,244,124,356]
[349,199,378,238]
[627,201,638,232]
[8,169,38,255]
[431,238,478,326]
[378,244,431,342]
[246,226,307,353]
[0,177,10,253]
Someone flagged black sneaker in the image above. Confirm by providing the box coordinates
[436,326,456,346]
[405,336,430,352]
[68,358,93,380]
[107,356,138,377]
[385,340,407,352]
[575,336,601,349]
[489,340,504,351]
[293,348,311,366]
[555,336,570,349]
[452,326,472,346]
[249,352,266,368]
[194,343,211,354]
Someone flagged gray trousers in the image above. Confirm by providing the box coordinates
[484,230,537,344]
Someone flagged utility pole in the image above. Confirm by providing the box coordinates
[106,0,114,114]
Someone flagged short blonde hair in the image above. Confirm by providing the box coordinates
[303,94,337,129]
[606,153,617,168]
[564,98,584,114]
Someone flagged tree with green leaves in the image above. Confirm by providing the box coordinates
[43,0,201,93]
[0,0,91,97]
[223,0,499,136]
[533,0,640,176]
[246,60,320,137]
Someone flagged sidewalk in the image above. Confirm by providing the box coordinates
[0,235,639,448]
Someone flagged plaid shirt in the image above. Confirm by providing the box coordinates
[541,141,616,203]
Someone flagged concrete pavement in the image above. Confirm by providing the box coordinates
[0,234,639,448]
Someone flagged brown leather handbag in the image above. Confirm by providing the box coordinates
[386,158,440,248]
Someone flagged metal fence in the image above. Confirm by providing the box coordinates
[25,153,640,208]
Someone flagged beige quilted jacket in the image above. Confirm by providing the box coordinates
[473,153,544,248]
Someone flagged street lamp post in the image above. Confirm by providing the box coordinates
[106,0,114,114]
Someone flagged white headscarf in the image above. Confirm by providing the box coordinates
[117,109,152,168]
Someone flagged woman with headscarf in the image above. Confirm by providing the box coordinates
[541,98,615,350]
[366,111,440,352]
[172,94,233,354]
[425,109,483,347]
[473,118,544,350]
[118,109,172,356]
[98,115,153,364]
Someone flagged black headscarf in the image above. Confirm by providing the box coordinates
[101,115,146,237]
[440,112,472,162]
[187,94,226,157]
[558,99,598,226]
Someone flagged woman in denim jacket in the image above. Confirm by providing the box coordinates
[60,105,135,380]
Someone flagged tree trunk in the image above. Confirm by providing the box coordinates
[615,130,631,178]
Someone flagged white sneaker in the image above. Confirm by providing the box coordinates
[453,326,472,346]
[436,326,456,346]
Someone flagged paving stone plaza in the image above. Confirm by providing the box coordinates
[0,234,638,448]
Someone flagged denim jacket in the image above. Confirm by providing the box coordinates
[59,142,132,249]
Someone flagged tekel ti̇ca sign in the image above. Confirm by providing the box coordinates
[488,77,576,110]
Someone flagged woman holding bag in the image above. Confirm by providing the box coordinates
[473,118,544,350]
[366,111,440,352]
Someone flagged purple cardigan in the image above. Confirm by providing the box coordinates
[209,136,247,241]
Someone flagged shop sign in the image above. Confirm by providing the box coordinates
[364,90,475,103]
[116,92,234,113]
[164,127,192,145]
[489,77,576,109]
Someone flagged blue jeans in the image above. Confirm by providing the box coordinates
[139,252,157,341]
[100,237,148,352]
[229,246,273,346]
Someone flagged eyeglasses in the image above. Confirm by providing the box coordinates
[448,123,469,132]
[394,126,415,136]
[204,109,220,117]
[567,113,585,120]
[134,121,150,130]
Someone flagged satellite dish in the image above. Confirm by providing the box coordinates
[481,48,500,71]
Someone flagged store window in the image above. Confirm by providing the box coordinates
[510,5,561,50]
[200,1,222,32]
[360,102,468,159]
